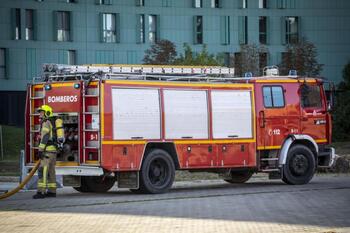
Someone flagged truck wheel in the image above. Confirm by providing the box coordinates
[224,170,253,184]
[282,144,316,185]
[73,177,91,193]
[138,149,175,194]
[73,176,115,193]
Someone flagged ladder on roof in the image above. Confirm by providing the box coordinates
[42,64,235,76]
[38,64,236,83]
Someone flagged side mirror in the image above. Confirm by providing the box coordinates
[327,101,333,112]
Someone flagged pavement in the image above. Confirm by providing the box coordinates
[0,174,349,233]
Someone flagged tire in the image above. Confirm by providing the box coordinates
[282,144,316,185]
[138,149,175,194]
[73,176,115,193]
[224,170,253,184]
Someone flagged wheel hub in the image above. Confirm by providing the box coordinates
[290,154,309,176]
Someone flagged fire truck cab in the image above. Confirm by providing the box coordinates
[25,64,336,194]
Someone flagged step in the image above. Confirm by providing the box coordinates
[261,168,280,172]
[260,158,279,161]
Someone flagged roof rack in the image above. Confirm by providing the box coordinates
[35,63,237,84]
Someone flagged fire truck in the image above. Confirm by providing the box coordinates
[25,64,336,194]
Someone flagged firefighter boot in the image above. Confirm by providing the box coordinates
[45,192,56,198]
[33,192,45,199]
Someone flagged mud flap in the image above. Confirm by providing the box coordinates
[117,171,139,189]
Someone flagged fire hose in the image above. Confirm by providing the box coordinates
[0,160,40,200]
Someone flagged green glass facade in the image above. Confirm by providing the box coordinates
[0,0,350,125]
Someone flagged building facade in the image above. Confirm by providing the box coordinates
[0,0,350,125]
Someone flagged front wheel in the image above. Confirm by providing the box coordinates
[138,149,175,194]
[282,144,316,185]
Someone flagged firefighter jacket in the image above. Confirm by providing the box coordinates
[38,119,57,152]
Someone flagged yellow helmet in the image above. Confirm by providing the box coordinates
[37,105,53,117]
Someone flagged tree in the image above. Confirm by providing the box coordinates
[175,43,224,66]
[143,39,177,65]
[234,43,268,77]
[333,61,350,141]
[279,38,324,76]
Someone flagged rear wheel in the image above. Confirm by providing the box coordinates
[138,149,175,194]
[73,176,115,193]
[282,144,316,185]
[224,170,254,184]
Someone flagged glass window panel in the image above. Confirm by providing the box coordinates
[301,85,322,108]
[272,86,284,107]
[102,13,116,43]
[67,50,75,65]
[25,10,34,40]
[0,49,5,66]
[194,0,202,8]
[263,87,272,107]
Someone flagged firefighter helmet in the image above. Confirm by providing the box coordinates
[37,105,53,118]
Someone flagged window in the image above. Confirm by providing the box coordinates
[211,0,220,8]
[162,0,172,7]
[56,11,70,41]
[238,16,247,44]
[148,15,158,43]
[67,0,76,2]
[259,16,267,44]
[242,0,248,8]
[25,9,34,40]
[0,49,6,79]
[15,9,21,40]
[67,50,75,65]
[194,16,203,44]
[259,0,267,8]
[277,0,296,9]
[136,0,144,6]
[193,0,202,8]
[96,0,113,4]
[285,16,299,44]
[137,14,145,43]
[102,13,116,43]
[220,16,230,45]
[301,84,322,108]
[263,86,285,108]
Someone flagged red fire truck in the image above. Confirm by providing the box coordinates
[25,64,336,194]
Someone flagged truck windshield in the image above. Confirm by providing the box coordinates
[301,84,322,108]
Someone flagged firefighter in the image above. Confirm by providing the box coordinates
[33,105,57,199]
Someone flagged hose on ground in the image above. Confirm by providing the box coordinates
[0,160,40,200]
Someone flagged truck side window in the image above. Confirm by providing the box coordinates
[301,84,322,108]
[263,86,285,108]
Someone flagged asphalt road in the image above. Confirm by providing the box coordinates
[0,175,349,233]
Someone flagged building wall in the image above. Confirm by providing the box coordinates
[0,0,350,125]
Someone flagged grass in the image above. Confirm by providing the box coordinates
[0,125,24,162]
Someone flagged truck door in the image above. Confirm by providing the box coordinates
[299,82,327,142]
[256,83,301,149]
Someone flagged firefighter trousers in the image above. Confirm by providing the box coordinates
[37,152,57,194]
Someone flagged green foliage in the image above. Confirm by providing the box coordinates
[143,41,224,67]
[234,43,268,77]
[143,39,177,65]
[279,37,324,76]
[174,43,224,66]
[0,125,24,161]
[333,62,350,142]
